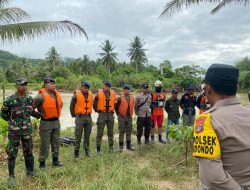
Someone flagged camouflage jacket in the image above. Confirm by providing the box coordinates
[1,93,39,130]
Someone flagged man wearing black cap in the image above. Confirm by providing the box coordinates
[115,84,135,152]
[164,89,180,142]
[34,77,63,168]
[180,85,197,126]
[1,77,40,184]
[70,81,93,158]
[134,83,152,145]
[193,64,250,189]
[93,80,117,154]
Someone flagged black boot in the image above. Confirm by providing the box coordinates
[85,148,90,157]
[137,137,141,145]
[145,138,150,144]
[39,161,46,169]
[127,141,135,151]
[97,146,101,154]
[119,142,123,152]
[159,135,166,144]
[8,158,15,186]
[109,144,114,152]
[52,157,63,167]
[151,135,155,144]
[74,150,79,159]
[25,156,37,176]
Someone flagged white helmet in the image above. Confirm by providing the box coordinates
[155,80,163,87]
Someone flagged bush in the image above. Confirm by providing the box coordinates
[239,71,250,89]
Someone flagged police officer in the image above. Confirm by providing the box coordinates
[180,85,197,126]
[1,78,40,183]
[193,64,250,189]
[134,83,152,145]
[70,81,93,158]
[34,77,63,168]
[93,80,117,154]
[115,84,135,152]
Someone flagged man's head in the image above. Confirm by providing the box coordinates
[154,80,163,93]
[203,64,239,106]
[186,85,195,95]
[103,80,112,92]
[171,89,178,99]
[44,77,56,92]
[16,77,28,95]
[122,84,130,96]
[141,83,149,94]
[80,81,90,93]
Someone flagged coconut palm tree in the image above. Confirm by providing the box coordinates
[127,36,147,73]
[45,47,62,71]
[160,0,249,18]
[0,0,87,43]
[98,40,118,75]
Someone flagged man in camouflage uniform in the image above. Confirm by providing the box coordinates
[1,77,40,183]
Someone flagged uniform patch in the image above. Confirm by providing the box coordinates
[195,116,206,134]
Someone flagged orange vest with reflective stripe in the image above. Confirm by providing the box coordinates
[38,88,63,119]
[74,90,93,115]
[152,92,166,116]
[119,95,134,117]
[97,89,116,112]
[199,95,208,114]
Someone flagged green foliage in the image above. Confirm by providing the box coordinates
[239,71,250,89]
[0,118,8,137]
[168,125,194,166]
[236,57,250,72]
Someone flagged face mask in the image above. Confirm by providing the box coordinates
[155,87,162,93]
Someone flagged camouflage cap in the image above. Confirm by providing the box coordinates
[16,77,28,85]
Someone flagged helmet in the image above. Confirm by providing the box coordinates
[154,80,163,87]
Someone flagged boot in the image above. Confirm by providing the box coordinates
[25,156,37,176]
[74,150,79,159]
[109,144,114,152]
[137,137,141,145]
[145,138,150,144]
[97,146,101,155]
[151,135,155,144]
[8,159,15,187]
[127,141,135,151]
[159,135,166,144]
[39,161,46,169]
[52,157,63,167]
[85,148,90,157]
[119,142,123,152]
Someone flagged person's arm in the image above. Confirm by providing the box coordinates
[179,95,185,110]
[93,94,98,112]
[115,97,121,115]
[196,95,202,109]
[199,157,242,190]
[164,100,170,113]
[1,99,10,121]
[69,93,77,117]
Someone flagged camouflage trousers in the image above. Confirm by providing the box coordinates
[74,115,92,151]
[6,128,33,160]
[118,116,132,143]
[96,112,114,147]
[39,119,60,162]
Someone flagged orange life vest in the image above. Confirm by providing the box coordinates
[74,90,93,115]
[38,88,63,119]
[97,89,116,112]
[119,95,134,117]
[199,95,208,114]
[152,92,166,116]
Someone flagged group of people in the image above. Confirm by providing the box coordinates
[1,63,250,189]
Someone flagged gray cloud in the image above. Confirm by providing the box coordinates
[2,0,250,68]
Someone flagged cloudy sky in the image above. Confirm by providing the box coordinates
[2,0,250,68]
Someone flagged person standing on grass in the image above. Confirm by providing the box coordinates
[1,78,40,185]
[164,89,180,143]
[115,84,135,152]
[34,77,63,169]
[70,81,93,158]
[93,80,117,154]
[134,83,152,145]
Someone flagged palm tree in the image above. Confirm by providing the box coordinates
[45,47,62,71]
[98,40,118,75]
[0,0,87,43]
[127,36,147,73]
[160,0,249,18]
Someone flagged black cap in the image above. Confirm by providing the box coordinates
[123,84,130,89]
[44,77,55,84]
[205,64,239,85]
[104,80,112,87]
[171,89,178,94]
[186,85,195,90]
[142,83,149,89]
[16,77,28,85]
[81,81,90,88]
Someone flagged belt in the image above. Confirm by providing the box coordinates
[76,114,91,117]
[41,117,59,121]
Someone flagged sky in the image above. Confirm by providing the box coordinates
[2,0,250,68]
